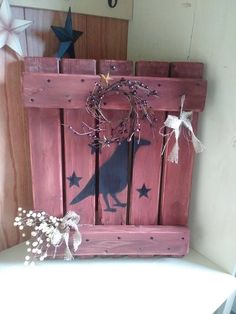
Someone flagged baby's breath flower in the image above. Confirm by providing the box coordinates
[14,208,81,265]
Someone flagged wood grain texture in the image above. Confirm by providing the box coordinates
[60,59,96,75]
[97,60,133,225]
[62,59,96,224]
[0,8,33,251]
[135,61,170,77]
[25,8,87,58]
[0,7,129,251]
[23,73,207,111]
[86,16,128,60]
[50,225,190,257]
[97,111,129,225]
[159,63,203,226]
[129,62,169,225]
[98,60,133,75]
[170,62,204,79]
[25,57,63,216]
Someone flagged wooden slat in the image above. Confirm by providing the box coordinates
[60,59,96,75]
[170,62,204,79]
[86,16,128,60]
[129,62,169,225]
[24,57,63,217]
[97,60,133,225]
[135,61,170,77]
[24,57,59,73]
[23,73,207,111]
[51,225,189,257]
[61,59,96,224]
[159,63,203,226]
[0,7,32,251]
[98,60,133,75]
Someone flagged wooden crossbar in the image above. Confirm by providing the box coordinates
[50,225,189,257]
[23,73,207,111]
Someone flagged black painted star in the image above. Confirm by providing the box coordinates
[67,171,82,187]
[51,7,83,58]
[136,184,151,198]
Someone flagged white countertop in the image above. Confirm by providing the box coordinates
[0,243,235,314]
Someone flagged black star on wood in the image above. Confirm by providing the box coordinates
[51,7,83,58]
[67,171,82,187]
[136,184,151,198]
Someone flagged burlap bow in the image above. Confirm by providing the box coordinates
[50,211,82,260]
[161,95,205,164]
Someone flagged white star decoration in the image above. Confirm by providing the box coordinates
[0,0,32,56]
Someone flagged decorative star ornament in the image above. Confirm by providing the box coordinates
[67,171,82,187]
[100,73,112,86]
[136,184,151,198]
[0,0,32,56]
[51,7,83,58]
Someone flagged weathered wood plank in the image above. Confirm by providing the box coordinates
[97,60,133,225]
[0,7,32,251]
[159,63,203,226]
[86,16,128,60]
[60,59,96,75]
[61,59,96,224]
[129,62,169,225]
[24,57,63,217]
[97,112,129,225]
[135,61,170,77]
[170,62,204,79]
[23,73,207,111]
[98,60,133,75]
[50,225,190,257]
[24,57,59,73]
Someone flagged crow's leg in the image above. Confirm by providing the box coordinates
[103,194,117,212]
[111,193,127,208]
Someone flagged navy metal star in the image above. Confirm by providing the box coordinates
[67,171,82,187]
[51,7,83,58]
[136,184,151,198]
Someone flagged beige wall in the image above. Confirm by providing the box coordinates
[128,0,236,274]
[10,0,133,20]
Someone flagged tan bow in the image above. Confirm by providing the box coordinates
[51,211,82,260]
[161,95,205,164]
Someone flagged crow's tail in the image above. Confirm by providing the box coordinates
[70,177,95,205]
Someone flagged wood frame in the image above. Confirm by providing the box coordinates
[22,57,207,257]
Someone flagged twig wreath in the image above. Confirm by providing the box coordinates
[64,73,159,149]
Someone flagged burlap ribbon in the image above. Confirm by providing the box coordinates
[161,95,205,164]
[50,211,82,260]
